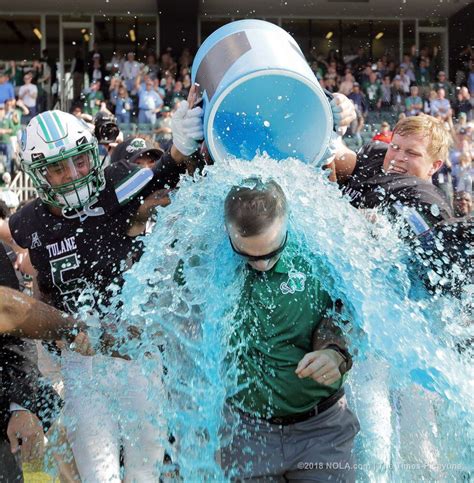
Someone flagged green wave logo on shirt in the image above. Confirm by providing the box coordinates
[280,270,307,295]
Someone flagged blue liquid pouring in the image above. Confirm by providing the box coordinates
[110,156,472,481]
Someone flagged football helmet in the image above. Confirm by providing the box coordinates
[19,110,105,213]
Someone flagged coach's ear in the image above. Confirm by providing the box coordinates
[428,159,444,177]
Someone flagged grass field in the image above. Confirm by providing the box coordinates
[23,462,54,483]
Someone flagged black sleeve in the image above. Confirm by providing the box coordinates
[139,149,187,198]
[351,142,387,182]
[106,150,187,217]
[0,337,62,432]
[389,180,453,228]
[0,244,19,290]
[0,245,62,431]
[8,200,37,250]
[412,217,473,296]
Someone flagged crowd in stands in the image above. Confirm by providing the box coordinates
[0,42,472,215]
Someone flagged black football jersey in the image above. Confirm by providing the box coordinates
[9,151,185,313]
[340,142,453,231]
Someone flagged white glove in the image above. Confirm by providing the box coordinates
[330,93,356,137]
[171,100,204,156]
[322,131,343,165]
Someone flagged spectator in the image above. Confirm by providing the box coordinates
[137,78,163,125]
[170,80,186,106]
[433,71,455,101]
[375,59,387,79]
[115,85,133,124]
[348,83,367,146]
[338,69,355,96]
[4,61,24,90]
[398,67,411,95]
[453,86,472,120]
[321,74,336,93]
[122,52,141,93]
[0,173,19,212]
[424,89,437,115]
[391,75,406,117]
[352,47,368,79]
[415,58,432,97]
[0,104,12,174]
[83,80,105,116]
[5,98,26,135]
[454,113,469,136]
[41,49,58,108]
[326,61,339,87]
[110,50,125,73]
[405,85,423,117]
[29,60,43,86]
[18,73,38,123]
[400,54,416,84]
[430,88,451,121]
[452,152,473,193]
[71,50,85,101]
[155,106,173,146]
[372,121,393,144]
[0,72,14,105]
[379,75,392,117]
[468,62,474,95]
[90,57,105,88]
[108,76,121,109]
[386,60,396,80]
[87,42,104,82]
[70,104,84,119]
[358,64,372,88]
[181,74,192,99]
[160,49,178,78]
[145,53,160,79]
[363,72,382,116]
[348,83,368,117]
[453,191,472,218]
[448,127,471,193]
[178,47,193,70]
[5,99,27,173]
[162,75,176,107]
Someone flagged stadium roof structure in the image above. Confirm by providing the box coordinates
[1,0,471,18]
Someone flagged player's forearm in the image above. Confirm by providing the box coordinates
[333,145,357,183]
[0,287,80,339]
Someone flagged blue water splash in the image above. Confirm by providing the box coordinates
[114,156,472,480]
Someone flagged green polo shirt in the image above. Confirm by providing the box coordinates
[0,117,12,144]
[229,239,343,418]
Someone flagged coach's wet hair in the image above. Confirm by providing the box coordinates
[224,177,288,237]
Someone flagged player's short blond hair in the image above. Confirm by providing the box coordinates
[393,114,452,162]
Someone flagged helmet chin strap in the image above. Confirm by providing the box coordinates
[59,177,105,221]
[62,203,105,221]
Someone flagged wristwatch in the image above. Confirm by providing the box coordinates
[325,344,353,375]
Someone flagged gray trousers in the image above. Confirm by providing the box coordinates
[221,396,360,482]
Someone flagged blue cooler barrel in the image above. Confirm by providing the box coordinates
[192,19,334,165]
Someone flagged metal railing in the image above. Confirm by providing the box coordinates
[10,169,37,203]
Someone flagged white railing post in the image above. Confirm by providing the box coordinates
[10,170,37,203]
